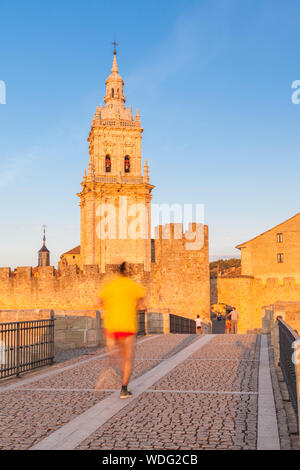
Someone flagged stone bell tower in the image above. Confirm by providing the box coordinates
[78,48,154,272]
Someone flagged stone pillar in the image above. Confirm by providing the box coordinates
[144,194,152,272]
[80,200,85,270]
[261,305,274,334]
[144,310,148,335]
[95,310,104,347]
[163,313,170,334]
[270,320,280,367]
[84,192,96,266]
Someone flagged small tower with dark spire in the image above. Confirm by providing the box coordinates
[38,225,50,266]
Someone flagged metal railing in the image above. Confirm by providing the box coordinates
[169,314,196,334]
[278,317,300,431]
[0,316,55,380]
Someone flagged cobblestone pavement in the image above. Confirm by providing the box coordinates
[0,390,109,450]
[77,392,257,450]
[17,334,197,391]
[0,333,288,450]
[77,334,260,450]
[0,335,197,449]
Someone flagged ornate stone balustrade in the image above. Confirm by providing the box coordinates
[94,176,144,184]
[95,119,140,128]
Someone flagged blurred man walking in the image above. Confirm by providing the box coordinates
[97,261,145,398]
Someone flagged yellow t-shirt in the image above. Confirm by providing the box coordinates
[99,276,145,334]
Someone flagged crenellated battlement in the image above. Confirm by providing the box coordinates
[34,266,55,279]
[155,223,184,240]
[15,267,33,279]
[258,277,300,289]
[0,268,11,279]
[0,253,210,320]
[0,262,149,281]
[0,262,148,312]
[59,265,79,277]
[153,222,208,254]
[219,274,300,289]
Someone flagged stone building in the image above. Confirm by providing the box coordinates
[59,246,80,269]
[217,213,300,333]
[0,51,210,323]
[237,212,300,282]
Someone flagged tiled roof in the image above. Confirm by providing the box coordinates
[236,212,300,249]
[63,245,81,256]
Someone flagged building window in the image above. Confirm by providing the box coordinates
[277,233,283,243]
[112,88,114,98]
[277,253,284,263]
[124,156,130,173]
[105,155,111,173]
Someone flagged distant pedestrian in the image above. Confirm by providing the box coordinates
[195,315,202,334]
[96,261,145,399]
[225,310,231,334]
[230,308,239,334]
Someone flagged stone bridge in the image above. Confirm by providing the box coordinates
[0,333,295,450]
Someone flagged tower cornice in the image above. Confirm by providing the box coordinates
[88,123,143,142]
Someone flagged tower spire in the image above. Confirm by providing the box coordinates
[43,224,46,246]
[104,43,125,105]
[38,225,50,267]
[112,40,118,55]
[111,53,119,73]
[111,40,119,73]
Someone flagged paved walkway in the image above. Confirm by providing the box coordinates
[0,334,282,450]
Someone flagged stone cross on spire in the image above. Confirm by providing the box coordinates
[112,40,118,55]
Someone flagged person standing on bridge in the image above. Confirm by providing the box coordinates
[96,261,145,399]
[225,310,231,334]
[230,307,239,334]
[195,315,202,334]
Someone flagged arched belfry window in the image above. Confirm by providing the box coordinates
[124,156,130,173]
[111,88,114,98]
[105,155,111,173]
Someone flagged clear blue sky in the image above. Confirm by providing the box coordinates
[0,0,299,268]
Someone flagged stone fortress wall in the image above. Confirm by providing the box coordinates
[216,276,300,334]
[0,223,210,323]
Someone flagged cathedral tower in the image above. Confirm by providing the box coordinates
[78,50,154,272]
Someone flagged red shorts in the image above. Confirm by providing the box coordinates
[106,331,136,340]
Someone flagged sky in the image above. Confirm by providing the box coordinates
[0,0,299,268]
